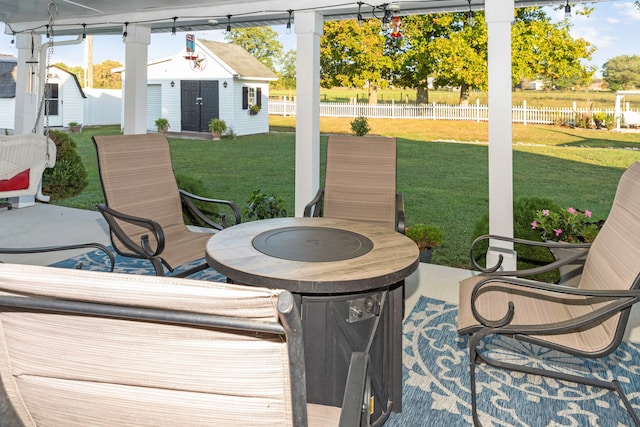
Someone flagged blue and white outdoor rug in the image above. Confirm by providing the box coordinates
[386,296,640,427]
[51,246,226,282]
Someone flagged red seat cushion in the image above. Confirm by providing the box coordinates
[0,169,30,191]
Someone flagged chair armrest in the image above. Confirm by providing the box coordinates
[470,274,640,334]
[179,189,242,229]
[339,352,371,427]
[0,243,115,272]
[303,189,325,218]
[395,192,405,234]
[97,204,165,257]
[470,234,590,275]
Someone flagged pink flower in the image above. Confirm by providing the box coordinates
[585,210,592,218]
[554,229,563,237]
[531,220,538,229]
[567,207,576,214]
[542,209,550,216]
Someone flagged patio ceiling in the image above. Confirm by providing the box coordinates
[3,0,592,37]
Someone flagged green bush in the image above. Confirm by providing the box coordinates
[175,174,221,227]
[42,130,88,200]
[244,189,287,220]
[471,197,560,283]
[350,116,370,136]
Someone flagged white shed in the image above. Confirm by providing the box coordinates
[119,38,277,136]
[0,55,86,133]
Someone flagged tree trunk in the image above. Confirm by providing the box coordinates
[416,86,429,104]
[459,82,470,105]
[368,85,378,105]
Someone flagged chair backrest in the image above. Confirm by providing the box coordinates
[93,134,186,249]
[0,263,308,426]
[575,162,640,340]
[323,135,398,230]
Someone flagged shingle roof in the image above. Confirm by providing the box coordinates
[198,40,277,81]
[0,54,17,98]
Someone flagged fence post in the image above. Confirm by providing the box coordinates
[433,102,436,120]
[392,99,395,119]
[353,97,357,118]
[476,98,481,123]
[523,99,527,126]
[283,96,288,117]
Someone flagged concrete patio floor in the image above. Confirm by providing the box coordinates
[2,202,640,342]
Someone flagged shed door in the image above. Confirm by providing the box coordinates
[180,80,219,132]
[147,84,162,131]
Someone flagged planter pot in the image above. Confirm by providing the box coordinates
[549,243,588,287]
[68,125,82,134]
[419,248,433,263]
[211,131,222,140]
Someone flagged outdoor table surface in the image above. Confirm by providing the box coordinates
[205,216,419,294]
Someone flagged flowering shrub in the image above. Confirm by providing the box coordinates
[531,207,602,243]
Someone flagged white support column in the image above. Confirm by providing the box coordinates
[294,11,323,217]
[485,1,517,270]
[122,24,150,135]
[14,33,42,135]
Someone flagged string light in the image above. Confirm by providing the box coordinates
[564,1,572,20]
[122,22,128,42]
[286,9,293,34]
[171,17,177,35]
[10,32,15,45]
[82,23,86,40]
[357,2,364,27]
[381,5,391,31]
[467,0,475,27]
[45,24,51,38]
[226,15,232,34]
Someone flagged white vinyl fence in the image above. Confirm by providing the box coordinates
[269,97,638,126]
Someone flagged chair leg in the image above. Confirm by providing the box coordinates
[470,330,640,427]
[150,258,166,276]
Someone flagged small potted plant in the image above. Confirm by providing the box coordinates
[208,118,227,140]
[244,189,287,220]
[405,223,444,263]
[249,104,261,115]
[154,118,170,135]
[68,121,82,134]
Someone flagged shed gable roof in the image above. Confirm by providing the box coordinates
[198,40,277,81]
[0,54,17,98]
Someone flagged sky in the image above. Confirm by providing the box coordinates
[0,1,638,77]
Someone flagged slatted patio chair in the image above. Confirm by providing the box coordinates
[457,162,640,426]
[93,134,241,277]
[0,263,371,426]
[304,135,405,233]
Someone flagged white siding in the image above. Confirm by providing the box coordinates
[84,89,121,126]
[147,84,162,132]
[232,81,270,136]
[0,98,15,131]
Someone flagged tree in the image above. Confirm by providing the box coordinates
[275,50,296,89]
[394,15,451,104]
[320,19,395,104]
[53,63,84,87]
[92,60,122,89]
[428,13,488,104]
[602,55,640,91]
[224,27,283,72]
[512,8,595,90]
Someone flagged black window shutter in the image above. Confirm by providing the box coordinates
[256,87,262,107]
[242,87,248,110]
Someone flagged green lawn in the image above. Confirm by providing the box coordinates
[55,119,640,269]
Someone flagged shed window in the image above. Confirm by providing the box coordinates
[242,86,262,110]
[45,83,59,116]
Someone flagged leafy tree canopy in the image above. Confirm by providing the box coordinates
[602,55,640,91]
[53,60,122,89]
[224,27,283,72]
